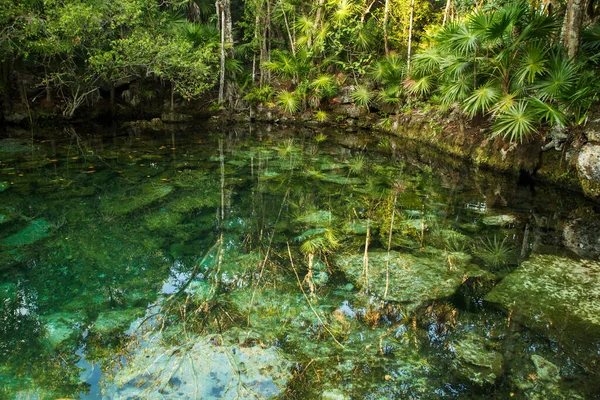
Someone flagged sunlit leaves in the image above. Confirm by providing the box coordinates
[351,85,374,108]
[463,82,501,117]
[492,101,536,143]
[516,42,548,85]
[535,53,577,101]
[276,90,300,114]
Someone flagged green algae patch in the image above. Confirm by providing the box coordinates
[41,312,85,350]
[91,308,146,335]
[485,254,600,336]
[452,332,504,385]
[3,219,51,247]
[100,184,173,214]
[335,251,470,309]
[144,210,184,231]
[104,333,292,399]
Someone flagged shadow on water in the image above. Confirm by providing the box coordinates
[0,123,599,399]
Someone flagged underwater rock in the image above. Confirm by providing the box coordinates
[481,214,517,227]
[2,219,51,247]
[0,138,34,154]
[335,251,471,310]
[91,308,145,335]
[100,184,173,215]
[452,332,503,385]
[104,334,291,399]
[485,254,600,335]
[563,216,600,259]
[531,355,560,383]
[0,282,17,302]
[144,210,184,231]
[322,389,350,400]
[41,312,85,350]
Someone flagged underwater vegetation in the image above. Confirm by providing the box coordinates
[0,125,599,399]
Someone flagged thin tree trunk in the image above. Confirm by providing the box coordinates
[383,0,390,56]
[407,0,416,74]
[281,1,296,55]
[443,0,452,25]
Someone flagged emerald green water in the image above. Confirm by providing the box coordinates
[1,124,599,399]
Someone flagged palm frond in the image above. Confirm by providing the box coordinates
[491,101,536,143]
[463,82,501,117]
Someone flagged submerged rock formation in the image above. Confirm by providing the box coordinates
[335,250,479,311]
[104,334,292,399]
[485,254,600,337]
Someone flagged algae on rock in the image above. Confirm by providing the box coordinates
[104,334,291,399]
[335,251,471,310]
[3,219,51,247]
[452,332,504,385]
[100,184,173,215]
[485,254,600,337]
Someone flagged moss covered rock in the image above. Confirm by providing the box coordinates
[104,333,291,399]
[3,219,51,247]
[485,254,600,336]
[335,251,471,310]
[100,184,173,215]
[452,332,504,385]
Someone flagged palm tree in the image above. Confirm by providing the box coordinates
[407,1,597,143]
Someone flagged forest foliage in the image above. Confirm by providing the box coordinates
[1,0,600,142]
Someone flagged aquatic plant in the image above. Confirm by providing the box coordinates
[476,235,513,269]
[347,155,365,175]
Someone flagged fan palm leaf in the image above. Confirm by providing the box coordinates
[463,82,501,117]
[492,101,536,143]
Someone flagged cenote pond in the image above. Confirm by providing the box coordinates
[1,123,599,399]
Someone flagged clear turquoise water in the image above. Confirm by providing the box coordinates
[0,124,599,399]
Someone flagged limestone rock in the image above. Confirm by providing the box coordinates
[485,254,600,336]
[452,332,504,385]
[41,312,85,349]
[335,251,471,309]
[531,355,560,382]
[322,389,350,400]
[104,334,291,399]
[3,219,51,247]
[577,144,600,183]
[92,308,145,335]
[563,216,600,259]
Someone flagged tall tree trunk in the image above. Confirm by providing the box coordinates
[563,0,586,59]
[407,0,416,74]
[383,0,390,56]
[217,0,234,104]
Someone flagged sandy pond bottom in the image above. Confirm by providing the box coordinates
[0,124,599,399]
